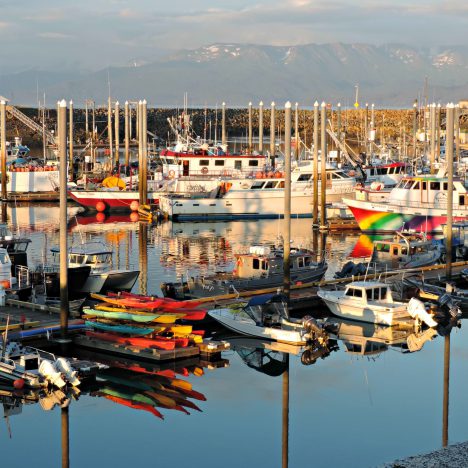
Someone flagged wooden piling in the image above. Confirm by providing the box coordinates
[412,100,418,160]
[124,101,130,166]
[108,96,114,163]
[294,102,299,160]
[68,101,74,182]
[138,100,143,205]
[442,333,450,447]
[320,102,327,228]
[115,101,120,166]
[0,100,6,201]
[336,103,341,166]
[58,99,69,340]
[248,102,253,152]
[446,103,454,280]
[85,100,89,136]
[312,101,319,224]
[282,354,289,468]
[455,104,460,164]
[61,406,70,468]
[258,101,264,154]
[270,102,276,166]
[283,102,292,305]
[142,100,148,203]
[430,103,436,173]
[221,102,227,146]
[436,103,441,164]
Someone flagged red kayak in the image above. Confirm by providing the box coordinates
[116,291,203,309]
[86,331,177,350]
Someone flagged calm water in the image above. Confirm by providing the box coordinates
[1,204,467,468]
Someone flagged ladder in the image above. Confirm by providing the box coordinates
[6,105,56,145]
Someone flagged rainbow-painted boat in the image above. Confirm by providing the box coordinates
[344,174,468,233]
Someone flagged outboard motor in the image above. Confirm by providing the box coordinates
[438,293,462,320]
[407,297,438,328]
[38,360,67,389]
[55,357,81,387]
[302,316,329,345]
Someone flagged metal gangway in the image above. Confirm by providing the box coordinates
[6,104,56,145]
[326,121,362,167]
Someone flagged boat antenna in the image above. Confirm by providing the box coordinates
[1,315,10,358]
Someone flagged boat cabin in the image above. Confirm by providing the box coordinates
[51,242,113,274]
[343,282,394,304]
[390,176,468,208]
[159,148,268,178]
[364,162,409,187]
[234,245,316,278]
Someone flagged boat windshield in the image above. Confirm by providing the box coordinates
[87,254,111,264]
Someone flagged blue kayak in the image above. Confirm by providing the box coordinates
[85,320,154,335]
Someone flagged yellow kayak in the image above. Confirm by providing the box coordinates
[152,324,193,335]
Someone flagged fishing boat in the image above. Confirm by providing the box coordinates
[161,244,327,300]
[318,281,437,327]
[344,172,468,233]
[208,294,329,345]
[51,241,139,294]
[159,162,356,220]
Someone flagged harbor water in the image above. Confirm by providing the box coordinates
[1,204,467,468]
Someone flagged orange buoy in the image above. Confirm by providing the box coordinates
[130,200,140,211]
[13,379,25,389]
[130,212,139,222]
[96,201,106,212]
[95,212,106,222]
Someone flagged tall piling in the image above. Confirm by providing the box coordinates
[270,102,276,166]
[221,102,227,146]
[68,101,74,181]
[455,105,460,164]
[248,102,253,152]
[446,103,454,280]
[107,96,114,163]
[364,103,369,159]
[412,100,418,160]
[282,353,290,468]
[0,100,7,202]
[58,99,69,340]
[312,101,319,224]
[283,102,292,306]
[115,101,120,166]
[436,103,441,163]
[294,102,299,160]
[430,103,436,173]
[336,103,341,166]
[138,100,143,205]
[85,100,89,136]
[142,100,148,203]
[258,101,264,154]
[124,101,130,166]
[320,102,327,228]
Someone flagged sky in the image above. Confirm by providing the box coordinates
[1,0,468,72]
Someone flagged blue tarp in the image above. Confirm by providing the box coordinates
[247,293,276,307]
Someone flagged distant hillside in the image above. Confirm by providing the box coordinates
[2,43,468,107]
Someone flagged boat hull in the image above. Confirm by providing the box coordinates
[208,309,308,344]
[79,270,140,294]
[344,197,467,233]
[68,190,158,212]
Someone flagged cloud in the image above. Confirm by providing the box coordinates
[38,32,73,39]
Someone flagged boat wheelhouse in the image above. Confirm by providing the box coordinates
[344,174,468,233]
[364,162,410,187]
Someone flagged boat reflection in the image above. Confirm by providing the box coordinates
[326,317,438,356]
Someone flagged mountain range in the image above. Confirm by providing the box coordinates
[1,42,468,107]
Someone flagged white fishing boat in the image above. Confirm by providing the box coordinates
[51,241,139,294]
[318,281,437,327]
[208,294,328,345]
[159,162,356,220]
[344,171,468,233]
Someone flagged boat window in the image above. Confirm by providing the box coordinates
[413,182,420,190]
[430,181,440,190]
[252,258,260,269]
[199,160,209,166]
[353,289,363,298]
[366,289,374,300]
[24,357,39,370]
[264,181,276,189]
[337,171,350,178]
[248,160,259,167]
[88,254,110,264]
[332,172,343,179]
[392,247,399,255]
[298,174,312,181]
[166,158,174,165]
[251,181,265,190]
[403,180,413,189]
[370,168,376,176]
[298,257,304,268]
[345,288,355,297]
[460,195,465,206]
[69,254,86,264]
[422,181,427,190]
[304,256,312,266]
[235,160,242,170]
[401,247,408,255]
[277,181,285,188]
[214,160,225,166]
[380,287,387,299]
[261,260,268,270]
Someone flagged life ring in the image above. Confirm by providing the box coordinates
[168,170,176,179]
[201,167,209,175]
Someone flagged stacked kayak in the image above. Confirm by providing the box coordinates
[84,292,207,351]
